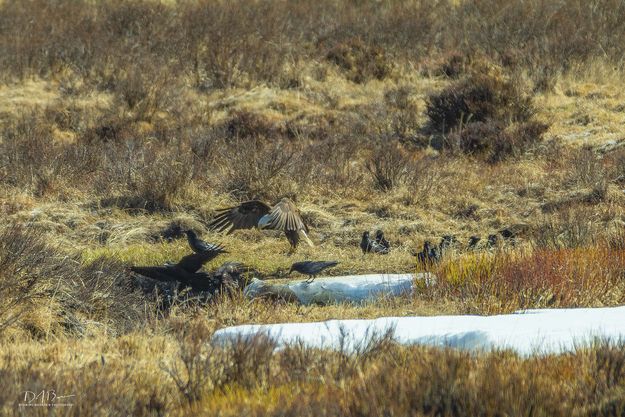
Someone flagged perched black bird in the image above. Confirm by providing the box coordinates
[499,228,515,240]
[374,229,390,250]
[439,235,457,252]
[487,234,499,248]
[185,229,221,253]
[288,260,339,283]
[429,242,442,262]
[360,232,370,253]
[416,240,439,266]
[467,236,481,250]
[208,198,312,253]
[131,244,228,291]
[360,231,389,254]
[499,224,528,243]
[439,235,458,249]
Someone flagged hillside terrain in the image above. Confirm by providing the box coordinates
[2,0,625,415]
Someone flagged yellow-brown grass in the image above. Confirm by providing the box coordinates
[2,0,625,414]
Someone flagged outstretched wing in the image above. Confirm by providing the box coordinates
[130,266,180,282]
[208,200,272,234]
[262,198,308,232]
[176,244,227,273]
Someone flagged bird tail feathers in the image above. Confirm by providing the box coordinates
[301,230,314,247]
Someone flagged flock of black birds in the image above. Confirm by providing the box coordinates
[360,230,391,254]
[412,230,518,267]
[130,198,337,296]
[130,197,521,295]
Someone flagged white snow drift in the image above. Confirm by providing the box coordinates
[244,273,433,305]
[213,305,625,355]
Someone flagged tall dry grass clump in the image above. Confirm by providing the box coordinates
[0,224,146,337]
[431,245,625,312]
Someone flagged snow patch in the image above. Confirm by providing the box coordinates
[244,273,433,305]
[213,306,625,355]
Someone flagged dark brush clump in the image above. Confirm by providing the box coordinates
[426,69,534,134]
[445,120,549,163]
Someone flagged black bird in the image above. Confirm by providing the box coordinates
[499,224,529,243]
[374,229,390,250]
[208,198,312,253]
[467,236,481,250]
[360,231,389,254]
[439,235,457,251]
[416,240,439,266]
[185,229,221,253]
[429,242,442,262]
[499,228,515,240]
[131,244,228,291]
[288,260,339,283]
[416,241,430,265]
[487,234,499,248]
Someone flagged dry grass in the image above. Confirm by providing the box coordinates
[2,323,625,416]
[1,0,625,414]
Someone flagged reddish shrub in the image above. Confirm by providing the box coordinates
[433,246,625,310]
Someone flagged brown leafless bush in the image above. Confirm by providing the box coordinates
[567,147,608,189]
[447,120,549,163]
[0,225,55,332]
[220,110,284,140]
[437,51,471,78]
[180,0,291,89]
[216,139,296,201]
[404,155,440,204]
[365,143,410,192]
[587,342,625,403]
[0,112,101,196]
[489,120,549,162]
[446,121,504,157]
[295,137,367,195]
[163,320,216,403]
[326,38,392,84]
[164,320,276,403]
[382,85,421,142]
[113,64,181,122]
[95,140,195,212]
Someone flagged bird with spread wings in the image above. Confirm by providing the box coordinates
[130,244,227,291]
[208,198,313,253]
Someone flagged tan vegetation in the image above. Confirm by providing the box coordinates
[1,0,625,415]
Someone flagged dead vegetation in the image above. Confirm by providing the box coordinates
[1,0,625,414]
[2,323,625,416]
[0,225,146,337]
